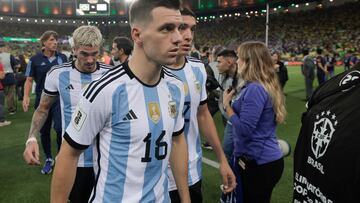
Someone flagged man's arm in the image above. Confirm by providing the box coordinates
[169,133,190,203]
[23,77,34,112]
[197,103,236,193]
[23,93,57,165]
[51,140,82,203]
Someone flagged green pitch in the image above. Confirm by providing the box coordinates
[0,66,344,202]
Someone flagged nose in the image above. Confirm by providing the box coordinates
[173,28,182,46]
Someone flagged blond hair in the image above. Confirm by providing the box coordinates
[237,41,286,123]
[72,26,103,48]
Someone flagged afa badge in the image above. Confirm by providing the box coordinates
[183,83,189,96]
[148,102,161,123]
[168,101,177,118]
[194,81,201,93]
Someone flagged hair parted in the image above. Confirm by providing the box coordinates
[40,31,58,46]
[129,0,181,27]
[72,25,103,48]
[113,36,133,55]
[237,41,287,123]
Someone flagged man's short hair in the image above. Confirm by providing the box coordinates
[302,49,309,56]
[72,25,103,48]
[217,49,237,58]
[129,0,180,27]
[180,7,196,18]
[113,37,133,55]
[316,48,323,55]
[40,31,58,46]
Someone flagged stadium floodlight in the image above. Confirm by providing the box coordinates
[0,17,3,20]
[306,3,309,6]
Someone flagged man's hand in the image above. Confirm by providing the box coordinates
[219,161,236,194]
[23,139,40,165]
[22,96,30,112]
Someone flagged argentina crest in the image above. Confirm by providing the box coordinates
[168,101,177,118]
[311,110,338,159]
[148,102,161,123]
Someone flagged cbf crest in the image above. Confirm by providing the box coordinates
[148,102,161,123]
[168,101,177,118]
[311,110,338,159]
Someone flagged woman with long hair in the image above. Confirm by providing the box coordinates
[223,41,286,203]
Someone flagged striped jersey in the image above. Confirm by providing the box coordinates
[44,61,112,167]
[64,61,185,203]
[165,56,208,190]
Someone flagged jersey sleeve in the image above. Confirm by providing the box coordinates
[25,57,35,77]
[173,82,185,136]
[64,88,111,150]
[43,69,59,96]
[199,64,208,105]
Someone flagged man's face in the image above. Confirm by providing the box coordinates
[111,43,120,61]
[137,7,182,66]
[178,15,196,56]
[74,46,99,72]
[43,35,58,52]
[216,56,231,74]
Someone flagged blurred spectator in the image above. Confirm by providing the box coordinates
[0,37,18,114]
[190,44,201,59]
[302,49,315,100]
[0,61,11,127]
[15,54,27,101]
[272,52,288,90]
[110,36,133,66]
[325,51,336,79]
[316,48,327,85]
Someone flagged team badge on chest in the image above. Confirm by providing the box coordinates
[148,102,161,124]
[168,101,177,118]
[194,81,201,93]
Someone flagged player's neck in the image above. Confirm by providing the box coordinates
[128,51,162,86]
[119,55,129,64]
[171,55,186,69]
[43,49,55,58]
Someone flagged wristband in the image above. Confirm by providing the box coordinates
[25,137,37,146]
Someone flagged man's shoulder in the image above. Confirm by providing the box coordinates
[47,62,73,76]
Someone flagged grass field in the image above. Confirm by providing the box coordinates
[0,66,344,203]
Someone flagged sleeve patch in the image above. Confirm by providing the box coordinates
[72,106,87,131]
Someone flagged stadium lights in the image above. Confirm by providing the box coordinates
[17,18,21,22]
[0,17,3,20]
[306,3,309,6]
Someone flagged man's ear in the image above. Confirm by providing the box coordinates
[131,27,143,47]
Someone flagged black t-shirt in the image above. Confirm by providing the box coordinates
[293,66,360,202]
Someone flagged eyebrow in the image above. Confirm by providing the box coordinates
[80,51,99,55]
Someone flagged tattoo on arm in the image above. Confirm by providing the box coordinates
[28,93,57,139]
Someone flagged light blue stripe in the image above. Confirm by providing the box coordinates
[169,69,193,184]
[59,71,71,129]
[25,60,32,77]
[103,84,130,203]
[57,56,63,65]
[81,73,94,167]
[191,66,204,179]
[140,86,166,202]
[164,82,182,202]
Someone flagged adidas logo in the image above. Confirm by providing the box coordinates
[65,84,74,90]
[41,62,46,66]
[123,109,138,121]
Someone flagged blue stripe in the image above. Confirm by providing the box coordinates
[57,56,63,65]
[140,86,166,202]
[169,69,193,184]
[59,71,72,129]
[164,82,182,202]
[81,73,94,167]
[25,60,32,77]
[191,66,204,179]
[103,84,130,202]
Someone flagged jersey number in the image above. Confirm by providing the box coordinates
[183,101,191,122]
[141,130,168,162]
